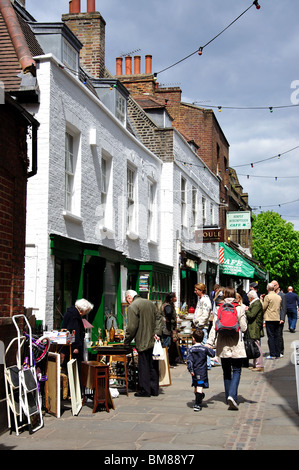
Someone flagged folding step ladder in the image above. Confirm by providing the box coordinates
[4,315,44,435]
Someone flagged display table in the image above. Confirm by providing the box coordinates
[94,345,137,395]
[81,361,110,413]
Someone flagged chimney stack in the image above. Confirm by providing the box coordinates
[125,56,132,75]
[134,56,141,74]
[62,1,106,78]
[145,55,152,74]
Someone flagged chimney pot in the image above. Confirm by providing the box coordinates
[145,54,152,74]
[125,56,132,75]
[87,0,96,12]
[116,57,123,75]
[134,55,141,74]
[71,0,81,13]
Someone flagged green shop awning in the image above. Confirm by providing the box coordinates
[219,243,266,280]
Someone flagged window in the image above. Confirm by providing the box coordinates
[181,177,187,227]
[65,132,75,212]
[65,129,80,216]
[210,203,214,225]
[127,166,137,235]
[148,180,157,241]
[202,196,206,226]
[100,155,113,230]
[116,91,126,125]
[63,38,78,72]
[192,186,197,228]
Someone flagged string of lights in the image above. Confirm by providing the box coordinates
[154,0,261,76]
[233,145,299,168]
[252,198,299,210]
[194,104,299,112]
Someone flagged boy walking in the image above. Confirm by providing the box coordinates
[187,329,215,411]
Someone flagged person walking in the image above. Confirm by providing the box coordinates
[206,287,248,411]
[271,280,287,357]
[124,290,163,397]
[193,283,212,368]
[285,286,299,333]
[261,283,282,359]
[246,290,264,371]
[187,329,215,411]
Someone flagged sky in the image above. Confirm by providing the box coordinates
[26,0,299,230]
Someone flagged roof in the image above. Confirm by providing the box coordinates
[0,2,42,92]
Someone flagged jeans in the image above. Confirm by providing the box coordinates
[266,321,280,357]
[162,334,171,349]
[221,357,243,404]
[287,308,298,331]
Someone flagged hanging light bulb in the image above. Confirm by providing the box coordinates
[198,47,203,56]
[253,0,261,9]
[277,154,281,159]
[251,163,254,168]
[269,107,273,113]
[218,106,222,112]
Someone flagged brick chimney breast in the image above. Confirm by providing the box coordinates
[62,4,106,79]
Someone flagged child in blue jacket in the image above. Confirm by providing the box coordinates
[187,329,215,411]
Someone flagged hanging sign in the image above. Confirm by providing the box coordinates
[226,211,251,230]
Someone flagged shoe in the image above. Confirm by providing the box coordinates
[266,355,275,359]
[227,396,238,410]
[251,367,264,372]
[193,404,202,412]
[290,328,295,333]
[134,391,151,397]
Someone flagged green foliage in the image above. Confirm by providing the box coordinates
[252,211,299,292]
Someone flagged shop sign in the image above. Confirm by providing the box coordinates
[226,211,251,230]
[195,228,224,243]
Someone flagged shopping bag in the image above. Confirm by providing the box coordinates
[152,340,165,360]
[243,331,260,359]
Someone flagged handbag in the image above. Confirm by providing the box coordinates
[243,330,260,359]
[152,339,165,360]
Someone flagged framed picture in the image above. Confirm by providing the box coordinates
[67,359,82,416]
[159,347,172,386]
[45,352,61,418]
[121,302,128,330]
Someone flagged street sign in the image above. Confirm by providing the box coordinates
[226,211,251,230]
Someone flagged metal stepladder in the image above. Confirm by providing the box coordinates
[4,315,44,435]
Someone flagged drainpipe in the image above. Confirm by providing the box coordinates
[27,121,38,178]
[0,0,36,76]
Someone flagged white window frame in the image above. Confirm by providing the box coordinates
[192,186,197,228]
[101,152,113,231]
[64,128,81,217]
[127,165,138,237]
[116,91,126,126]
[181,177,187,227]
[202,196,206,226]
[148,179,157,242]
[63,38,78,72]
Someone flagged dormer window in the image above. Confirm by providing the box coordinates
[63,38,79,72]
[92,79,129,126]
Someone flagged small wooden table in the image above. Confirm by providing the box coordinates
[94,345,137,395]
[81,361,110,413]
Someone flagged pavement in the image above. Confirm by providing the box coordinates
[1,326,299,453]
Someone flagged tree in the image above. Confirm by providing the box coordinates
[252,211,299,292]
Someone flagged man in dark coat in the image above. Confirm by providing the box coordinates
[124,290,163,397]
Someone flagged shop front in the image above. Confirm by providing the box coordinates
[50,235,173,343]
[219,242,267,287]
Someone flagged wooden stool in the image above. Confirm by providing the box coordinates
[97,354,129,396]
[81,361,110,413]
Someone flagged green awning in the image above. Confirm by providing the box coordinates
[219,243,266,280]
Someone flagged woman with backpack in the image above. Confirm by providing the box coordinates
[205,286,247,410]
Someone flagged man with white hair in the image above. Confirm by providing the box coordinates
[124,290,163,397]
[261,283,282,359]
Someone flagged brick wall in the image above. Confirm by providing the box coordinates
[0,104,28,317]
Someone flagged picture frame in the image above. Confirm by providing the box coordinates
[45,352,61,418]
[67,358,82,416]
[121,302,128,330]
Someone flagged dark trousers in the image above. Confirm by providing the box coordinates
[266,321,280,358]
[137,348,159,396]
